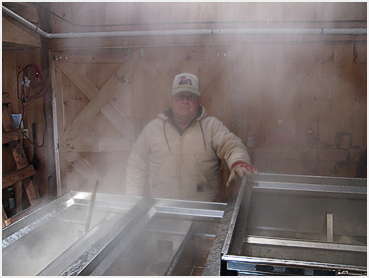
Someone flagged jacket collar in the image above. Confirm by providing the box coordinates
[159,105,206,135]
[159,104,206,122]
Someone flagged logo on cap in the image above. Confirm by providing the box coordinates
[170,73,201,96]
[177,75,193,86]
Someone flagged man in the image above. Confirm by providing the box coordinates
[126,73,257,201]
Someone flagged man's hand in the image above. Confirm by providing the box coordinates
[226,162,258,187]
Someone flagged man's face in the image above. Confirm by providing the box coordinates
[170,92,201,123]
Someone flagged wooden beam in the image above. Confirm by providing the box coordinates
[2,165,36,189]
[198,58,225,93]
[59,138,134,153]
[3,129,23,144]
[2,93,11,104]
[9,141,30,169]
[3,3,40,24]
[56,62,135,138]
[47,34,367,51]
[2,101,16,131]
[2,205,8,228]
[2,17,41,47]
[62,151,101,185]
[22,178,40,205]
[52,48,134,63]
[59,64,132,140]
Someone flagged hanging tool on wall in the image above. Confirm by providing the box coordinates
[17,64,47,102]
[30,123,39,170]
[16,64,48,147]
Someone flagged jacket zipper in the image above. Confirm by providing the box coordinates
[168,121,198,198]
[178,136,183,197]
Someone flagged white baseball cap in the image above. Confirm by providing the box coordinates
[170,73,201,96]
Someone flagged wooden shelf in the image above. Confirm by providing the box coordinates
[2,92,40,228]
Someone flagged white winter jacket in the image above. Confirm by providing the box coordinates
[125,105,250,201]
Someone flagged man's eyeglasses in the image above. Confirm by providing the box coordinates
[174,94,199,102]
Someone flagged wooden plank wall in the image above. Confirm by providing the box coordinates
[2,47,49,214]
[48,2,366,194]
[2,3,367,197]
[51,45,233,194]
[48,2,366,32]
[239,41,366,175]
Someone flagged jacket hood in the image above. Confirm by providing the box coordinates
[159,105,207,152]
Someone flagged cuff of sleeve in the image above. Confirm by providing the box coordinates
[231,161,248,170]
